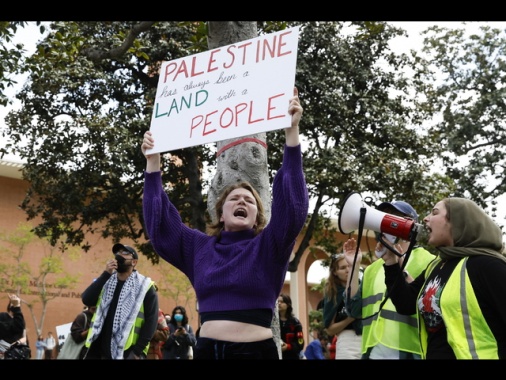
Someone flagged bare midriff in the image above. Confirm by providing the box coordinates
[199,320,273,342]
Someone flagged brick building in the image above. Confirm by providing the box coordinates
[0,157,376,356]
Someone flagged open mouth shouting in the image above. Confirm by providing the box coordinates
[234,208,247,218]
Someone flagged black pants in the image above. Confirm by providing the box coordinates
[44,348,53,359]
[193,337,279,359]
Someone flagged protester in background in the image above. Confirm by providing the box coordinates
[147,306,169,360]
[322,253,362,359]
[381,197,506,359]
[344,200,435,359]
[35,334,46,359]
[44,331,56,360]
[163,306,196,360]
[82,243,159,359]
[68,304,97,359]
[0,294,26,358]
[278,293,304,360]
[304,329,329,360]
[142,87,308,359]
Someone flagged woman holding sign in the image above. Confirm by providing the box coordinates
[142,87,308,359]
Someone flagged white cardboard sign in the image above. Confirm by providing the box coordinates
[56,322,72,346]
[148,26,300,154]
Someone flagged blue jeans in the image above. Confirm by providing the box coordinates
[193,337,279,359]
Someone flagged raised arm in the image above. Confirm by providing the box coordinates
[285,87,302,147]
[142,131,161,173]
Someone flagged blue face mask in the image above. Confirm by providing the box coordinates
[174,314,183,322]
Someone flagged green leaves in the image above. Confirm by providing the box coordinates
[1,21,504,263]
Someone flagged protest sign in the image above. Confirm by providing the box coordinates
[148,26,300,154]
[56,322,72,348]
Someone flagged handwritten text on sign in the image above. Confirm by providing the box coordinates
[148,26,300,154]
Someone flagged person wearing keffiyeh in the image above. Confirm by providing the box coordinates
[82,243,159,359]
[379,197,506,359]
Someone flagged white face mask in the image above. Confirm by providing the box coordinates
[383,234,398,244]
[375,233,399,258]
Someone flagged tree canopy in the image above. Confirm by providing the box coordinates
[1,21,504,268]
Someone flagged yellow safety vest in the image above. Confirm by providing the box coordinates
[419,257,499,359]
[361,247,434,356]
[85,281,154,356]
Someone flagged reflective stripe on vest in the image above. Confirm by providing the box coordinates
[361,247,434,355]
[85,281,155,356]
[420,257,498,359]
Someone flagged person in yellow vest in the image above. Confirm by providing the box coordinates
[344,200,435,359]
[82,243,159,359]
[378,197,506,359]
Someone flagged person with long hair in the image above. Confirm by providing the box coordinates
[278,293,304,360]
[141,87,308,359]
[162,306,196,360]
[322,253,362,359]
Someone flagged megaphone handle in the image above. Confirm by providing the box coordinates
[357,224,418,322]
[399,230,418,273]
[378,234,404,258]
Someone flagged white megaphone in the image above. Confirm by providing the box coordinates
[338,192,425,242]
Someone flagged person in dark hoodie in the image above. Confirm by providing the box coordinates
[0,294,25,357]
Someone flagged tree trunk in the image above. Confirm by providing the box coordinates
[206,21,281,359]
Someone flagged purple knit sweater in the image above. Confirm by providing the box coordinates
[143,144,308,316]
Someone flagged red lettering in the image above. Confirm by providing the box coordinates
[224,45,236,69]
[163,29,293,83]
[277,31,292,57]
[267,93,284,120]
[208,49,220,72]
[234,103,248,126]
[235,42,252,65]
[190,56,205,77]
[190,115,204,138]
[164,62,177,83]
[261,37,276,61]
[173,60,189,81]
[248,100,264,124]
[219,108,234,128]
[190,95,288,139]
[202,111,218,136]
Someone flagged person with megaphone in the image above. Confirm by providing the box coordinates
[380,198,506,359]
[343,200,435,359]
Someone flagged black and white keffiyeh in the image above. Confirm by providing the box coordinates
[87,271,152,359]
